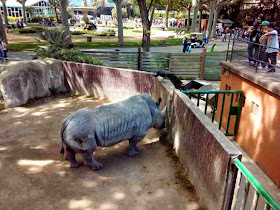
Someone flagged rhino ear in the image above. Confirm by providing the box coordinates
[156,97,162,107]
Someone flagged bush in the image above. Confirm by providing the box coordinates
[132,30,142,33]
[18,26,45,33]
[31,16,43,23]
[71,31,85,35]
[35,46,103,65]
[123,26,134,29]
[40,27,72,48]
[96,29,116,36]
[19,28,37,33]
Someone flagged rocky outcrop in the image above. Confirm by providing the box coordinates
[0,59,67,108]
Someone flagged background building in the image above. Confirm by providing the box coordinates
[0,0,55,18]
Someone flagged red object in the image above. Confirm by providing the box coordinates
[42,44,45,46]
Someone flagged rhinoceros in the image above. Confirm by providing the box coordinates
[60,93,166,171]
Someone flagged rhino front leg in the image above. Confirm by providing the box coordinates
[80,150,104,171]
[66,146,80,168]
[127,135,145,157]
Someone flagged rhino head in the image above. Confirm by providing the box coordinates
[152,97,166,129]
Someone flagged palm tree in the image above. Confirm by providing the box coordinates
[17,0,27,24]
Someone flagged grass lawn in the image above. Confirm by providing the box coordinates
[9,38,183,51]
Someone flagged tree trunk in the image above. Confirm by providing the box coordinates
[191,3,199,32]
[187,8,191,30]
[198,9,202,32]
[54,6,59,22]
[2,0,8,25]
[0,13,8,45]
[22,3,27,24]
[137,0,152,52]
[115,0,124,47]
[165,0,170,28]
[206,1,214,37]
[59,0,72,43]
[211,7,221,38]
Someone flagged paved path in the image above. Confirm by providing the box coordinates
[5,39,232,62]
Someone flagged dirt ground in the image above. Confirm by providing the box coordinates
[0,95,204,210]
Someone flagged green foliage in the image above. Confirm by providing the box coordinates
[123,26,134,29]
[111,7,128,19]
[18,26,45,33]
[132,30,142,33]
[86,29,116,36]
[71,31,86,35]
[40,27,71,48]
[35,46,103,65]
[96,29,116,36]
[31,16,43,23]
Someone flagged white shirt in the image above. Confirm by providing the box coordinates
[266,30,279,53]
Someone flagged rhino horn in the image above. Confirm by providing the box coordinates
[161,106,167,118]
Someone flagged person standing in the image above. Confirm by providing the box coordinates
[182,36,188,53]
[260,23,279,72]
[2,41,8,60]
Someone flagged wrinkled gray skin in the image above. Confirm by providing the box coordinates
[60,94,166,171]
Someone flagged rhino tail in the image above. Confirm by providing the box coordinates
[60,114,75,156]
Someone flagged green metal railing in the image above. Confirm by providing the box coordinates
[182,90,243,136]
[231,158,280,210]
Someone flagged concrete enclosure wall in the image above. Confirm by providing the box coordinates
[63,61,242,210]
[218,64,280,188]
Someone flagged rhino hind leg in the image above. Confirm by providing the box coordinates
[66,146,80,168]
[80,150,104,171]
[127,135,145,157]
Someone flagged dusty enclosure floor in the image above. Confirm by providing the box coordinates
[0,95,204,210]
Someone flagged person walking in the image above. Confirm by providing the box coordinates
[260,23,279,72]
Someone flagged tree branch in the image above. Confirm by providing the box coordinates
[148,0,155,13]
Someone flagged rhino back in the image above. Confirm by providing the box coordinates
[64,95,153,150]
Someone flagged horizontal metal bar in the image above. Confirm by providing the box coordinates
[233,158,280,210]
[182,90,243,94]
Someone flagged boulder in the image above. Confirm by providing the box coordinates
[0,59,67,108]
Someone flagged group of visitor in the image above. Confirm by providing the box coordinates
[243,14,279,73]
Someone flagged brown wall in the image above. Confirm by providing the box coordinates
[63,62,242,210]
[217,67,280,187]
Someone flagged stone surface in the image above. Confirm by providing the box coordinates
[0,59,67,108]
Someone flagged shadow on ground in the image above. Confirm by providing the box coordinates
[0,94,205,210]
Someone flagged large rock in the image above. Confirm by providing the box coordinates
[0,59,67,108]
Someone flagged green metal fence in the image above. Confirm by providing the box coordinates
[181,90,243,136]
[231,158,280,210]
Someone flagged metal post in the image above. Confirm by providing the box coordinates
[234,93,243,135]
[204,93,209,114]
[251,191,260,210]
[226,94,234,135]
[240,180,251,210]
[137,47,141,70]
[219,93,226,130]
[212,94,218,122]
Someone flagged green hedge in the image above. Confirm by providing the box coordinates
[35,46,103,65]
[18,26,45,33]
